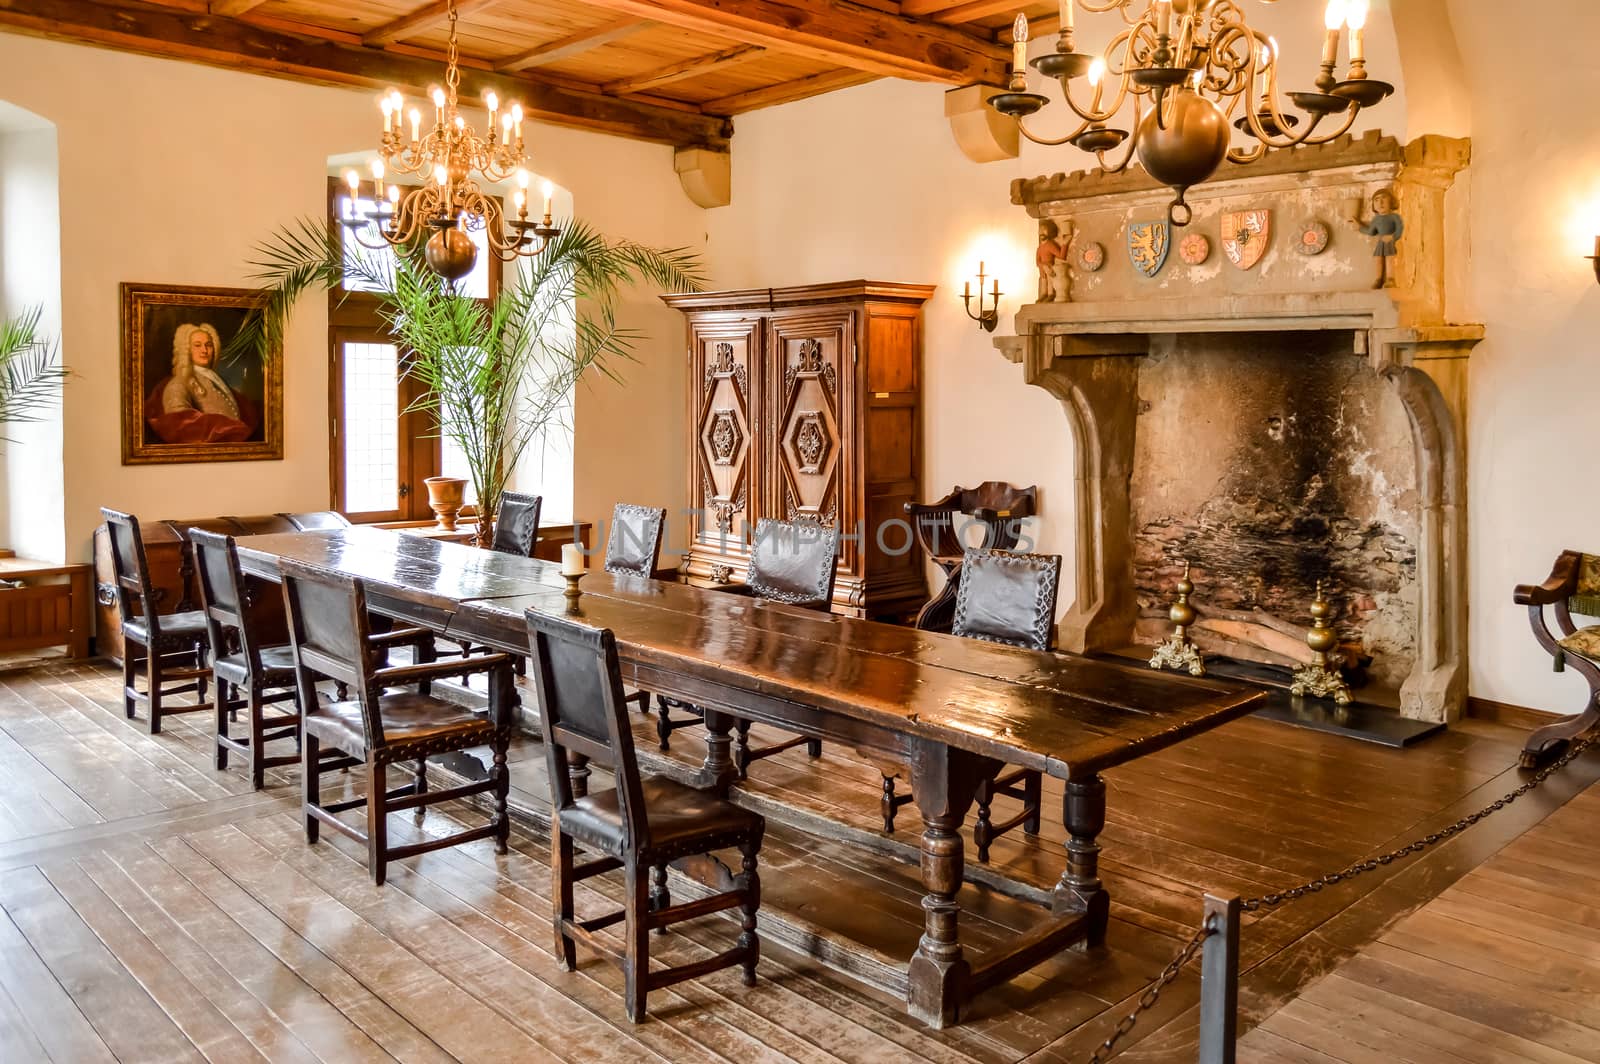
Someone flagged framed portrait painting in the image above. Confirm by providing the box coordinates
[120,283,283,465]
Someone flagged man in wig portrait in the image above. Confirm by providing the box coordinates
[145,321,260,444]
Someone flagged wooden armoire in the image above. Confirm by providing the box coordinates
[662,281,935,619]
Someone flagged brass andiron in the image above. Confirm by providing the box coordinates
[563,573,584,615]
[1150,562,1206,677]
[1291,580,1353,704]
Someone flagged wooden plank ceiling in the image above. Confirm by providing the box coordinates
[0,0,1064,148]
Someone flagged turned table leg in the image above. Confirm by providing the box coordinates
[1053,773,1109,947]
[696,707,739,798]
[905,740,993,1028]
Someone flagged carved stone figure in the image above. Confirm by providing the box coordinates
[1036,219,1070,302]
[1358,188,1404,289]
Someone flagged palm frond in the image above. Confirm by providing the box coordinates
[235,211,707,516]
[0,305,67,433]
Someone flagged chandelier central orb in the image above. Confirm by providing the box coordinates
[991,0,1391,225]
[340,0,559,279]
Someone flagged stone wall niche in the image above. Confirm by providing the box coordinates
[995,133,1482,722]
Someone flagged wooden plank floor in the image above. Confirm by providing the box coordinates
[0,657,1595,1062]
[1238,776,1600,1063]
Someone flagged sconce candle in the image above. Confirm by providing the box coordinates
[962,261,1003,332]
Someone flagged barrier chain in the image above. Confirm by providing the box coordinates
[1086,734,1596,1063]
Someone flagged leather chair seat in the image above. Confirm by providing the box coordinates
[123,609,209,649]
[305,692,491,757]
[211,644,298,688]
[559,776,763,861]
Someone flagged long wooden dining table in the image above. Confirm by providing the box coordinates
[237,527,1264,1028]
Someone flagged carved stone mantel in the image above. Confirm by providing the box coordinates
[995,134,1482,723]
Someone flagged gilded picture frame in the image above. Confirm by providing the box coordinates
[120,283,283,465]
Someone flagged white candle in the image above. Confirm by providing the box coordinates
[1012,13,1028,81]
[1345,0,1369,62]
[409,107,421,143]
[1060,0,1073,33]
[560,543,585,576]
[485,90,498,135]
[541,179,553,218]
[1156,0,1171,38]
[1322,0,1345,65]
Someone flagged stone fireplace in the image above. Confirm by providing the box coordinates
[996,133,1482,722]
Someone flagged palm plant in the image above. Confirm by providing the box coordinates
[229,218,705,545]
[0,307,66,440]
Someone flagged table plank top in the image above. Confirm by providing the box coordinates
[238,528,1264,779]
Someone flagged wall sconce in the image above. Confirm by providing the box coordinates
[963,261,1002,332]
[1589,235,1600,285]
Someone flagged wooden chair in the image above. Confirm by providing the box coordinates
[1516,550,1600,767]
[491,491,543,556]
[524,607,763,1022]
[102,508,211,734]
[881,548,1062,864]
[604,503,668,715]
[191,528,304,790]
[905,482,1038,633]
[657,518,838,777]
[281,558,515,886]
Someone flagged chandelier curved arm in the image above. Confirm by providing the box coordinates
[1058,28,1144,125]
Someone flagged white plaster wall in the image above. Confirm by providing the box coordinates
[0,112,64,561]
[0,32,701,563]
[1449,0,1600,715]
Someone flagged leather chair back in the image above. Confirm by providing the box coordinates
[604,504,666,577]
[492,492,543,557]
[951,548,1061,651]
[190,528,265,678]
[524,609,650,852]
[281,559,385,748]
[282,511,352,531]
[102,508,162,633]
[746,518,839,609]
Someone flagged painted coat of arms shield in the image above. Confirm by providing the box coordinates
[1222,209,1272,270]
[1126,220,1170,278]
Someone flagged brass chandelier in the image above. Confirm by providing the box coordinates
[991,0,1391,225]
[341,0,558,280]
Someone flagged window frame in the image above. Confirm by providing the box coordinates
[325,176,503,521]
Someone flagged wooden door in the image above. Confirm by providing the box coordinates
[689,318,764,569]
[766,310,856,572]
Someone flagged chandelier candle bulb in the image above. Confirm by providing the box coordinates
[1346,0,1369,65]
[1156,0,1171,39]
[1012,14,1028,88]
[1060,0,1072,32]
[1322,0,1345,65]
[542,180,553,219]
[409,108,421,143]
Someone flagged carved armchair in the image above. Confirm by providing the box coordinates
[1515,550,1600,767]
[905,482,1038,633]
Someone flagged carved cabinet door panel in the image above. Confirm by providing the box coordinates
[766,310,856,571]
[690,319,763,559]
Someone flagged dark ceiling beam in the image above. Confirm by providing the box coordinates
[577,0,1009,84]
[0,0,730,147]
[361,0,498,47]
[494,17,652,72]
[604,44,763,96]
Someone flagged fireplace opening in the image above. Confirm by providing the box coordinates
[1128,331,1420,702]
